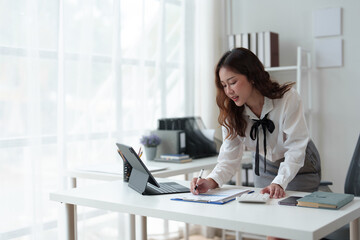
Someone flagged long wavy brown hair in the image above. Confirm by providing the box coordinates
[215,47,295,140]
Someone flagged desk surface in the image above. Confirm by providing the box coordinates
[68,156,218,181]
[50,180,360,240]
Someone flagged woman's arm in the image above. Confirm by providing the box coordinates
[190,177,218,194]
[272,89,309,190]
[206,126,244,187]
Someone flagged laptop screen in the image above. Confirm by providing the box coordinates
[116,143,160,188]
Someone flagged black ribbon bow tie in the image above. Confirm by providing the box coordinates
[250,113,275,176]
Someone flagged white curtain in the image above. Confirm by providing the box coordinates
[0,0,192,239]
[194,0,227,139]
[193,1,227,236]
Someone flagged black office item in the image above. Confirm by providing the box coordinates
[278,196,302,206]
[158,117,218,159]
[116,143,190,195]
[323,133,360,239]
[151,130,186,158]
[117,150,132,182]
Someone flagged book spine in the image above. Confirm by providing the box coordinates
[228,34,235,50]
[241,33,250,49]
[161,155,189,160]
[257,32,265,65]
[270,32,279,67]
[337,195,354,208]
[235,34,242,48]
[264,31,279,67]
[264,32,270,67]
[250,32,257,55]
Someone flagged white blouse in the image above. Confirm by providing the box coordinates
[207,88,309,190]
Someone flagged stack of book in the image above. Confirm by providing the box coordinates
[228,31,279,68]
[154,154,192,163]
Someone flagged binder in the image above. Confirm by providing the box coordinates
[250,32,258,55]
[157,117,217,159]
[241,33,250,49]
[264,31,279,67]
[228,34,235,50]
[257,31,265,65]
[235,34,242,48]
[151,130,186,159]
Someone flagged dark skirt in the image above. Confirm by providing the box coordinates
[253,140,321,192]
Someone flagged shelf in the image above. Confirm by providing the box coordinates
[266,66,309,72]
[265,47,313,137]
[265,66,297,72]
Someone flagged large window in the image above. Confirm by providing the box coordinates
[0,0,193,238]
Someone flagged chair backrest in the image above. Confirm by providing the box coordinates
[344,134,360,196]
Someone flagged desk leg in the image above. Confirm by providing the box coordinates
[66,177,77,240]
[235,170,241,186]
[128,214,135,240]
[140,216,147,240]
[184,173,191,240]
[235,231,242,240]
[184,222,189,240]
[350,217,359,240]
[164,220,169,237]
[70,177,77,188]
[65,203,77,240]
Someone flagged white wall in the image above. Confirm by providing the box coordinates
[230,0,360,193]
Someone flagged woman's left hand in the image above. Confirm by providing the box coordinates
[260,183,285,199]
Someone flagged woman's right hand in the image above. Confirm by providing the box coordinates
[190,177,218,195]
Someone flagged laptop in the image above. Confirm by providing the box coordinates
[116,143,190,195]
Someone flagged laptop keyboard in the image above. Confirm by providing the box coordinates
[147,182,184,194]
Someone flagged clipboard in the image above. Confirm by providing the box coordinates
[171,188,250,205]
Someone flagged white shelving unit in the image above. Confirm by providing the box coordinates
[266,46,313,135]
[265,46,311,96]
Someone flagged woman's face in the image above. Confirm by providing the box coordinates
[219,67,254,107]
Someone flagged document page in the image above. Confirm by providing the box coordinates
[171,188,249,204]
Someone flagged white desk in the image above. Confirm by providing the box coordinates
[66,156,218,240]
[51,180,360,240]
[67,156,218,184]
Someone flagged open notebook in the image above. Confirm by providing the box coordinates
[171,188,249,204]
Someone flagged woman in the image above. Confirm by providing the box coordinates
[191,48,321,199]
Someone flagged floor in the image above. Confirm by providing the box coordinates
[181,234,260,240]
[148,234,258,240]
[182,236,223,240]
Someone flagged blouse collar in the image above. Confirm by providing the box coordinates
[244,96,274,120]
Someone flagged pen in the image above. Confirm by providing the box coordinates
[117,149,126,162]
[247,191,254,194]
[194,168,204,191]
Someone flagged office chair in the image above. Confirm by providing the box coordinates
[322,133,360,240]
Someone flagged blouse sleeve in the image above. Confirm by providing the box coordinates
[271,90,309,189]
[207,125,243,187]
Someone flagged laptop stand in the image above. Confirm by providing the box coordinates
[128,168,150,195]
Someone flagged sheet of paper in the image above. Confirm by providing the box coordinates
[201,129,215,141]
[172,188,249,202]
